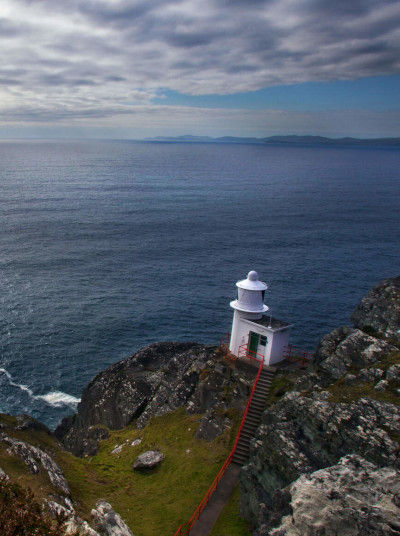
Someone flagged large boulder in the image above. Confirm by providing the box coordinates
[267,455,400,536]
[133,450,164,471]
[351,276,400,346]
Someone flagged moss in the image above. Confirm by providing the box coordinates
[210,486,251,536]
[266,375,294,406]
[371,351,400,370]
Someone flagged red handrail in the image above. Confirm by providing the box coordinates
[238,343,264,364]
[283,344,314,366]
[174,358,264,535]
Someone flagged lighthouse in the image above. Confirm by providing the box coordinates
[229,271,292,365]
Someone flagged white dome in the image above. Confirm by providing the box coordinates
[236,270,268,291]
[248,270,258,281]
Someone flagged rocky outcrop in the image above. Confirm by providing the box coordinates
[241,391,400,528]
[46,500,100,536]
[267,455,400,536]
[313,326,397,381]
[91,500,134,536]
[241,276,400,534]
[351,276,400,345]
[0,434,70,496]
[56,342,251,456]
[133,450,164,470]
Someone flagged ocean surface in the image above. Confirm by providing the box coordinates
[0,140,399,429]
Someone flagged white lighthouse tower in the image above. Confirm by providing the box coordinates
[229,270,292,365]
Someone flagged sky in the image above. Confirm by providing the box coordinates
[0,0,400,139]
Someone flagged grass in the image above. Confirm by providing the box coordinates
[266,375,295,406]
[210,485,251,536]
[0,408,244,536]
[327,351,400,405]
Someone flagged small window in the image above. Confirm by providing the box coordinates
[260,335,267,346]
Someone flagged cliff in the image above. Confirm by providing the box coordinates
[0,276,398,536]
[241,276,400,535]
[55,342,254,456]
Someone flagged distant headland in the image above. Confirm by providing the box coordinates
[145,134,400,147]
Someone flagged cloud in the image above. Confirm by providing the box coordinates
[0,0,399,130]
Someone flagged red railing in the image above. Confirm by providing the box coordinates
[283,344,314,366]
[238,343,264,365]
[174,357,265,536]
[219,333,264,367]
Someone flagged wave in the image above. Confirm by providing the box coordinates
[0,368,80,409]
[36,391,80,408]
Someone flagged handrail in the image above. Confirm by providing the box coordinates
[238,344,264,363]
[174,357,264,535]
[283,344,314,366]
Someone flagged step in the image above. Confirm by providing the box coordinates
[255,386,270,392]
[241,426,257,436]
[251,399,267,406]
[252,395,267,402]
[250,404,266,411]
[245,418,260,427]
[234,448,249,458]
[235,445,250,456]
[245,414,260,422]
[255,384,271,391]
[232,456,247,466]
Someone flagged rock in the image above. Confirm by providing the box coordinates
[56,342,250,456]
[240,393,400,528]
[111,445,123,455]
[267,455,400,536]
[351,276,400,346]
[15,414,52,434]
[343,373,357,384]
[386,364,400,381]
[313,326,397,381]
[47,500,100,535]
[130,439,142,447]
[358,367,384,382]
[0,467,9,481]
[375,379,389,391]
[133,450,164,470]
[196,408,232,441]
[1,434,70,495]
[91,500,134,536]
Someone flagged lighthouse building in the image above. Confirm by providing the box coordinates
[229,271,292,366]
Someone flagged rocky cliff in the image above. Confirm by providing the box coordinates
[1,276,399,536]
[55,342,253,456]
[240,276,400,536]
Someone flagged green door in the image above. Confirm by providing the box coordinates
[248,332,260,354]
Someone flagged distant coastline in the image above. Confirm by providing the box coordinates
[145,134,400,147]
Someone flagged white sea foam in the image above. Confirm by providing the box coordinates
[36,391,80,408]
[0,367,34,397]
[0,368,80,409]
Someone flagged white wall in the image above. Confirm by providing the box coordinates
[269,328,291,364]
[230,312,291,365]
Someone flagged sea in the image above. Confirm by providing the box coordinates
[0,140,399,429]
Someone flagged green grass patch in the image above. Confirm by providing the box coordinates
[55,408,240,536]
[266,375,294,406]
[371,351,400,370]
[210,485,251,536]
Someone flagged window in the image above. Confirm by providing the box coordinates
[259,335,267,346]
